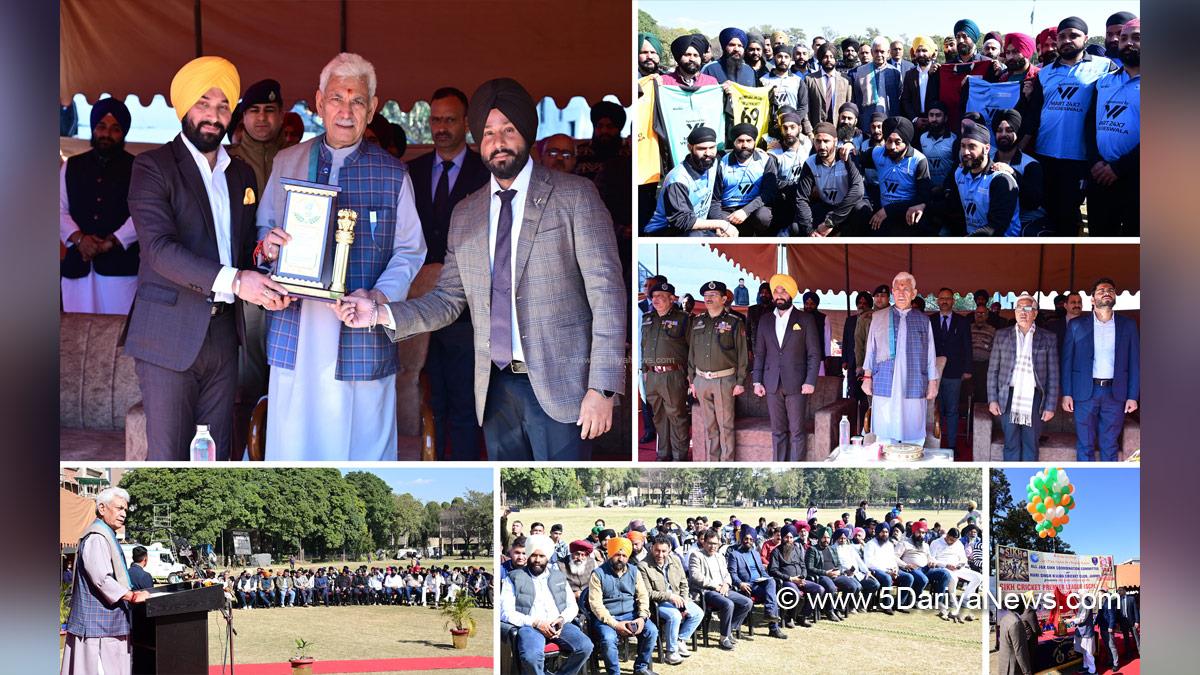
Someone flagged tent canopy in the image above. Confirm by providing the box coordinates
[61,0,630,109]
[60,488,97,549]
[706,243,1140,296]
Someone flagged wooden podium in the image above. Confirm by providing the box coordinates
[131,582,225,674]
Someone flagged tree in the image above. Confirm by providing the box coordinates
[392,493,426,547]
[922,468,982,510]
[637,9,658,34]
[991,470,1075,554]
[826,469,871,503]
[345,471,399,549]
[503,469,555,505]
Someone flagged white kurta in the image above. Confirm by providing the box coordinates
[865,307,937,444]
[60,162,138,315]
[263,142,427,460]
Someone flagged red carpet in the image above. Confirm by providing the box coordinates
[208,655,492,674]
[1035,627,1140,674]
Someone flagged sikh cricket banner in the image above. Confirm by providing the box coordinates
[996,545,1116,597]
[965,78,1021,133]
[656,84,725,169]
[636,75,661,184]
[727,82,772,142]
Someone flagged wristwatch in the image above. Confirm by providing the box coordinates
[591,388,616,399]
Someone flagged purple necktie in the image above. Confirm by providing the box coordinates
[490,189,517,370]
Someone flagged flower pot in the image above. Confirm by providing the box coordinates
[59,629,67,652]
[289,657,315,674]
[450,628,470,650]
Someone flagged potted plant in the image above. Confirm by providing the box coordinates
[60,583,71,650]
[441,592,476,649]
[289,638,315,674]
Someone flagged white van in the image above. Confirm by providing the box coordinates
[120,542,186,584]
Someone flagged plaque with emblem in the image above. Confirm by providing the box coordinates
[271,178,356,303]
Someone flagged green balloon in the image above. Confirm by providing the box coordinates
[1034,477,1045,491]
[1036,502,1047,514]
[1047,467,1058,483]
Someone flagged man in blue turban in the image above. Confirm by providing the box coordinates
[953,19,987,62]
[637,32,663,77]
[701,27,759,85]
[60,97,140,315]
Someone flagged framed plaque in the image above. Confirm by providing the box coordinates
[271,178,356,302]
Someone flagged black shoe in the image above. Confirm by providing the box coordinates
[768,626,787,639]
[796,615,814,627]
[783,618,794,629]
[766,614,782,623]
[640,432,655,444]
[880,606,894,615]
[718,636,735,650]
[825,611,841,622]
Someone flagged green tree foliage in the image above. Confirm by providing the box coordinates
[345,471,399,549]
[392,492,427,546]
[991,470,1075,554]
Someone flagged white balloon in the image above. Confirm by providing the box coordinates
[1055,506,1065,518]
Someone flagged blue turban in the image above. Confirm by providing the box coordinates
[802,291,820,305]
[782,524,798,538]
[90,98,131,133]
[719,27,748,49]
[875,523,891,535]
[739,523,756,540]
[953,19,981,44]
[638,32,663,58]
[834,528,852,542]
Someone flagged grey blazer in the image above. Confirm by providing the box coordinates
[387,163,625,424]
[986,325,1060,414]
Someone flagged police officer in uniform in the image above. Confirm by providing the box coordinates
[688,281,748,461]
[641,281,692,461]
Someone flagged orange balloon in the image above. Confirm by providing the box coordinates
[1038,530,1047,538]
[1067,484,1075,493]
[1030,495,1041,505]
[1061,515,1070,524]
[1033,512,1044,522]
[1027,503,1037,514]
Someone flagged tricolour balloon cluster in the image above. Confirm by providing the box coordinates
[1025,467,1075,539]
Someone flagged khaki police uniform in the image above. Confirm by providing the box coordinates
[641,306,691,460]
[688,307,748,461]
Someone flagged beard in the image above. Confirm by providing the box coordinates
[779,133,797,149]
[691,153,716,171]
[995,136,1016,152]
[773,297,792,310]
[1040,50,1058,65]
[90,135,125,157]
[957,41,974,58]
[734,146,753,162]
[569,559,587,574]
[915,55,931,67]
[679,59,701,75]
[486,144,530,180]
[527,560,547,576]
[610,559,627,574]
[1006,56,1028,72]
[928,120,945,136]
[592,133,621,157]
[1120,47,1140,66]
[1058,43,1081,60]
[182,116,227,153]
[961,151,987,170]
[639,57,660,76]
[723,53,745,78]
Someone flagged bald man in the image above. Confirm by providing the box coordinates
[539,134,578,174]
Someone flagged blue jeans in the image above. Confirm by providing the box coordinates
[595,612,658,675]
[256,590,272,607]
[1074,391,1124,461]
[923,567,954,595]
[908,567,930,595]
[515,622,592,675]
[702,589,752,637]
[314,586,330,605]
[739,577,779,621]
[937,376,962,449]
[870,569,914,589]
[656,600,703,653]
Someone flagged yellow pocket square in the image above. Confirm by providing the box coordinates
[243,187,256,205]
[792,324,801,331]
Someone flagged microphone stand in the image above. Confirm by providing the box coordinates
[219,596,237,674]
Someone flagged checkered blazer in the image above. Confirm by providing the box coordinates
[387,163,626,424]
[986,325,1060,413]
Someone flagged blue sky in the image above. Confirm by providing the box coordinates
[339,468,493,503]
[641,1,1140,41]
[999,467,1139,563]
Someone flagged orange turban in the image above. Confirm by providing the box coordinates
[170,56,240,121]
[626,530,646,546]
[911,36,936,57]
[769,274,798,299]
[606,536,633,558]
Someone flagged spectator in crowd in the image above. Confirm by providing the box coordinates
[500,534,592,675]
[639,535,703,664]
[128,546,154,591]
[588,537,658,675]
[689,529,752,650]
[726,525,787,639]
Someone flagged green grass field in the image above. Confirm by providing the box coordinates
[217,555,489,576]
[206,604,495,667]
[509,505,980,542]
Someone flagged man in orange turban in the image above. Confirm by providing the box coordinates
[752,273,821,460]
[124,56,289,459]
[589,536,657,675]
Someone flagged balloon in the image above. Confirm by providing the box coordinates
[1034,477,1045,491]
[1061,515,1070,525]
[1056,506,1065,518]
[1033,512,1044,522]
[1036,502,1046,514]
[1038,530,1047,538]
[1047,467,1058,483]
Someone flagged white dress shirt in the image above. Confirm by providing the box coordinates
[775,305,793,347]
[499,570,579,627]
[930,537,969,567]
[1092,314,1116,379]
[917,64,932,114]
[864,537,900,571]
[488,158,533,364]
[179,133,237,303]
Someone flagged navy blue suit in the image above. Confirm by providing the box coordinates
[931,312,972,449]
[407,149,489,460]
[725,545,779,622]
[1061,313,1140,461]
[128,564,154,591]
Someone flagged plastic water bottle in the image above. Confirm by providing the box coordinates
[839,415,851,448]
[190,425,215,461]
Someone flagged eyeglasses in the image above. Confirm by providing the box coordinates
[1016,306,1037,313]
[545,150,575,158]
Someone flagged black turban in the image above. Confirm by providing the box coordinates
[779,111,804,127]
[90,97,131,133]
[1058,16,1088,35]
[687,125,716,145]
[927,100,948,115]
[990,108,1022,134]
[729,122,758,142]
[838,101,859,117]
[882,116,914,145]
[814,121,837,137]
[840,38,860,51]
[960,119,991,144]
[671,34,706,62]
[468,77,537,147]
[591,100,626,129]
[1106,11,1137,27]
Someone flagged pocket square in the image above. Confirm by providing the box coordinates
[243,187,256,205]
[792,324,801,331]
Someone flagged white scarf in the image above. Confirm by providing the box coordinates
[1010,325,1037,427]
